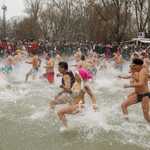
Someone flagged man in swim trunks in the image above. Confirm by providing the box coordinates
[56,50,61,64]
[25,51,41,82]
[13,52,22,69]
[71,50,81,63]
[39,53,55,83]
[116,52,124,72]
[77,48,82,59]
[48,62,75,117]
[108,53,119,69]
[87,53,101,76]
[70,55,91,72]
[121,59,150,122]
[0,51,15,74]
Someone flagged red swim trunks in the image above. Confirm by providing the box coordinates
[43,72,55,83]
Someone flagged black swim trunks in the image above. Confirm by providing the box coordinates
[137,92,150,102]
[30,68,38,74]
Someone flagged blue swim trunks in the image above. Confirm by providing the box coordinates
[15,64,20,69]
[66,94,73,99]
[2,66,12,73]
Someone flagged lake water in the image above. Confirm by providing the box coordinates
[0,58,150,150]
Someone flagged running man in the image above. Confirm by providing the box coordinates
[121,59,150,122]
[70,55,91,72]
[48,62,75,117]
[108,53,119,69]
[39,53,55,83]
[116,52,124,72]
[13,52,22,69]
[25,51,41,82]
[0,51,15,74]
[71,50,81,63]
[56,50,61,64]
[87,53,101,76]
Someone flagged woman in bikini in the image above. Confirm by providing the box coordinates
[57,69,99,132]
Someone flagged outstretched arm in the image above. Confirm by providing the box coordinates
[118,74,132,79]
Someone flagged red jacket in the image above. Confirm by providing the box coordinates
[28,45,32,52]
[32,44,36,51]
[3,44,7,50]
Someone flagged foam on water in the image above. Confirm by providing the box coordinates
[0,58,150,150]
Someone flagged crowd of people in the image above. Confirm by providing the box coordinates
[1,38,150,59]
[0,37,150,133]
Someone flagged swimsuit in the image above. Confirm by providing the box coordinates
[30,68,38,74]
[77,100,86,110]
[66,93,74,99]
[71,87,87,110]
[62,70,75,100]
[116,64,123,71]
[62,70,75,88]
[43,72,55,83]
[137,93,150,102]
[15,64,20,69]
[2,66,12,73]
[92,68,97,76]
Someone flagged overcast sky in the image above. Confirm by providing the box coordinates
[0,0,25,20]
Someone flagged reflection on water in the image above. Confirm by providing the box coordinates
[0,59,150,150]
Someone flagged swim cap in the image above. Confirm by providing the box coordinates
[76,69,92,80]
[75,69,92,92]
[133,59,143,65]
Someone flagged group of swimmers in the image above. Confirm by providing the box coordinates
[0,49,150,133]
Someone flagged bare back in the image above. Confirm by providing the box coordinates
[32,56,39,68]
[5,56,13,68]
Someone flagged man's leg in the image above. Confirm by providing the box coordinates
[121,94,139,115]
[141,96,150,122]
[25,71,32,82]
[39,75,45,79]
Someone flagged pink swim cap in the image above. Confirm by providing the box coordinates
[76,69,92,80]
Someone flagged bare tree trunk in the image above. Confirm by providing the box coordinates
[148,0,150,37]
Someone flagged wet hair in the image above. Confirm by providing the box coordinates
[133,59,143,65]
[58,62,68,70]
[47,53,51,57]
[31,51,36,55]
[5,51,10,55]
[81,55,85,60]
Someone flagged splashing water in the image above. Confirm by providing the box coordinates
[0,59,150,150]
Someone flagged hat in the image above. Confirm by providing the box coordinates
[76,69,92,92]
